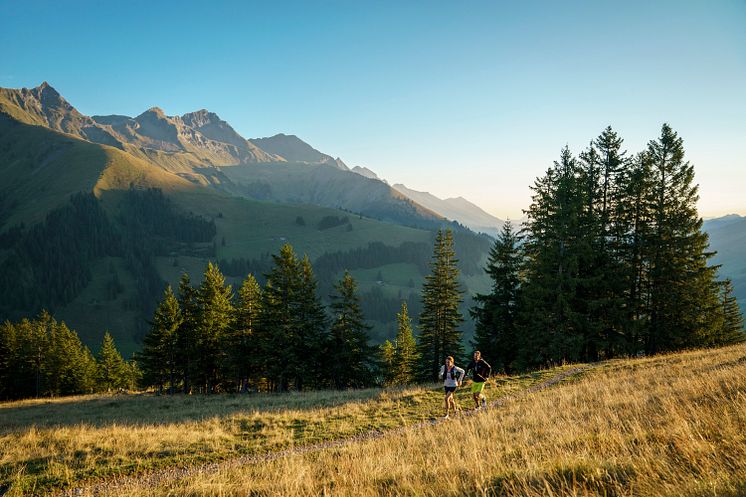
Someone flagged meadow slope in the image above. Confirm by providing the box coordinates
[0,345,744,496]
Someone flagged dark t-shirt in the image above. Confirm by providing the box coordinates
[466,359,492,382]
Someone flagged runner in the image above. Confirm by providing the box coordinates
[438,355,465,419]
[465,350,491,409]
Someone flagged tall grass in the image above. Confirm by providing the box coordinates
[0,365,572,495]
[99,345,745,497]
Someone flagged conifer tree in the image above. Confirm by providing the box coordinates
[518,147,587,368]
[417,228,464,381]
[254,248,330,392]
[0,321,17,399]
[227,274,262,392]
[328,271,373,388]
[176,272,199,393]
[614,153,655,354]
[471,220,521,372]
[96,332,128,392]
[714,279,745,345]
[195,262,234,392]
[47,320,97,396]
[140,285,182,393]
[296,256,329,389]
[644,124,721,353]
[392,301,418,385]
[379,339,395,386]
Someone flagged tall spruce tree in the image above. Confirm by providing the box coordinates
[195,262,234,392]
[328,271,374,388]
[176,272,199,394]
[392,301,418,385]
[0,321,17,399]
[518,147,587,368]
[227,274,262,392]
[714,279,745,345]
[417,228,464,381]
[379,339,396,386]
[296,256,329,390]
[140,285,182,393]
[644,124,721,353]
[615,152,655,354]
[471,220,521,373]
[96,332,128,392]
[258,244,326,391]
[259,244,300,391]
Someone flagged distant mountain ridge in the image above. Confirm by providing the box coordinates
[704,214,746,315]
[392,183,504,236]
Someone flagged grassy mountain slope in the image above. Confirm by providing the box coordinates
[221,162,446,228]
[0,115,194,229]
[0,82,492,358]
[1,344,743,496]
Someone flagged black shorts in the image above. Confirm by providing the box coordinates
[444,386,457,394]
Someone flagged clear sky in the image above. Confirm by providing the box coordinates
[2,0,745,219]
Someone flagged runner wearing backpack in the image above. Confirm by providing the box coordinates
[465,350,492,409]
[438,355,465,419]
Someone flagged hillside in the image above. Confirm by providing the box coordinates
[705,214,746,313]
[0,83,492,357]
[1,344,743,496]
[2,83,451,230]
[220,162,446,228]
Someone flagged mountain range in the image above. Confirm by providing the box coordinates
[0,82,741,355]
[0,82,497,355]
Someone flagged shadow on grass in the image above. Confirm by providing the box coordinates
[0,388,387,433]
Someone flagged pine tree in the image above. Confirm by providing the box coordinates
[575,127,630,359]
[518,147,587,368]
[0,321,17,399]
[258,244,308,391]
[615,153,655,354]
[328,271,374,388]
[140,286,182,393]
[417,228,464,381]
[296,256,329,390]
[379,340,395,386]
[713,279,745,345]
[644,124,721,353]
[96,332,128,392]
[392,301,418,385]
[195,262,234,392]
[227,274,262,392]
[176,272,199,394]
[471,220,521,373]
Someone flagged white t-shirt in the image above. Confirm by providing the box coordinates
[439,365,465,387]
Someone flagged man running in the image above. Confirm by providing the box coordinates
[438,355,465,419]
[465,350,491,409]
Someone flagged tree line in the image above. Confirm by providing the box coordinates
[137,246,380,393]
[471,125,745,372]
[0,312,137,400]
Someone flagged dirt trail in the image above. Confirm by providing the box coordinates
[59,365,593,497]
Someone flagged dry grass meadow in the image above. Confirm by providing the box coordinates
[1,344,745,496]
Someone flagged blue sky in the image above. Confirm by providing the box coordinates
[2,0,745,219]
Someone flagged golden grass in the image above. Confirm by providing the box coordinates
[87,345,745,497]
[2,346,744,496]
[0,366,572,495]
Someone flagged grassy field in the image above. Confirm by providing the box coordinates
[0,364,581,496]
[1,344,744,496]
